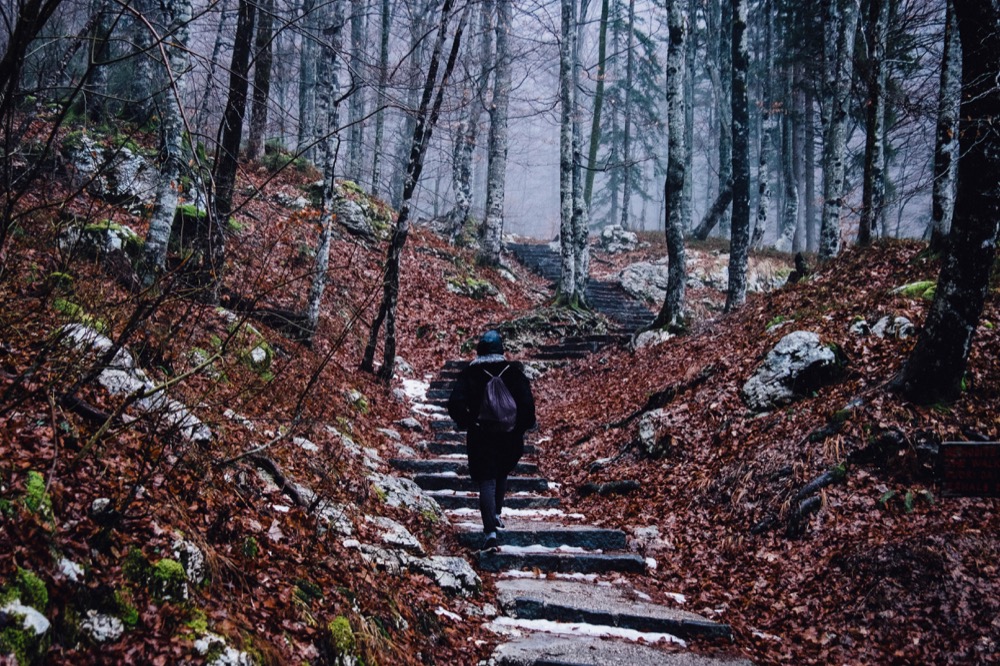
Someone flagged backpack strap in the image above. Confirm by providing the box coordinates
[483,365,510,379]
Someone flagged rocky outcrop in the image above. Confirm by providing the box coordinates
[598,225,642,254]
[63,135,158,213]
[741,331,845,411]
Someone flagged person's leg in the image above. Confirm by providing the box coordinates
[478,478,498,538]
[494,473,508,527]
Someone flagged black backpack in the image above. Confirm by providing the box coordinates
[477,366,517,432]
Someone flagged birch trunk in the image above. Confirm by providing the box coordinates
[726,0,750,312]
[804,85,816,252]
[195,0,230,133]
[752,3,773,249]
[620,0,636,230]
[142,0,192,280]
[653,0,686,330]
[776,68,798,252]
[929,0,960,252]
[895,0,1000,404]
[718,0,733,236]
[557,0,576,302]
[819,0,858,259]
[479,0,510,266]
[571,26,589,302]
[304,0,345,337]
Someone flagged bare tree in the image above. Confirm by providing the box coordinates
[478,0,510,266]
[652,0,687,330]
[858,0,889,246]
[929,0,960,252]
[894,0,1000,404]
[726,0,750,312]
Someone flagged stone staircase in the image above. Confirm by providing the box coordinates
[392,358,753,665]
[508,242,654,334]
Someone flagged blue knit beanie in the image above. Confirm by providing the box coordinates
[476,330,504,356]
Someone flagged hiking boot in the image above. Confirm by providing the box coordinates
[482,535,499,552]
[494,515,505,530]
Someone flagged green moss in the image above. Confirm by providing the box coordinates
[185,608,209,634]
[52,299,108,334]
[175,204,206,221]
[894,280,937,300]
[295,579,323,603]
[420,508,439,524]
[327,616,356,656]
[151,559,187,600]
[241,536,259,559]
[47,272,74,289]
[227,217,246,233]
[14,569,48,610]
[114,589,139,628]
[447,275,497,300]
[372,484,388,503]
[63,129,87,152]
[23,472,52,519]
[0,499,13,518]
[829,462,848,482]
[0,619,50,666]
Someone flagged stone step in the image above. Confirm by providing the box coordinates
[430,419,458,431]
[491,636,754,666]
[426,491,560,511]
[426,388,451,400]
[477,550,647,574]
[390,457,538,476]
[443,360,470,370]
[432,431,465,443]
[497,578,732,641]
[422,440,538,456]
[454,521,626,551]
[533,350,589,361]
[414,474,550,493]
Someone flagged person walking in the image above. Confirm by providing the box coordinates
[447,330,536,552]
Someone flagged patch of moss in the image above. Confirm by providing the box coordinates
[114,588,139,628]
[185,607,209,634]
[0,619,50,666]
[151,558,187,600]
[63,129,88,152]
[295,579,323,603]
[0,499,14,518]
[14,568,48,610]
[894,280,937,300]
[23,471,52,519]
[52,298,108,334]
[766,315,788,330]
[241,536,259,559]
[372,484,388,503]
[47,272,74,289]
[327,616,356,656]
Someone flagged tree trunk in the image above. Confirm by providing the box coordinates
[571,20,589,303]
[726,0,750,312]
[692,182,733,240]
[804,85,816,252]
[303,0,345,337]
[347,0,367,182]
[297,0,317,160]
[753,3,773,250]
[929,0,961,252]
[894,0,1000,404]
[558,0,576,302]
[369,0,390,195]
[620,0,636,230]
[718,0,733,236]
[195,0,231,133]
[447,0,492,240]
[652,0,686,330]
[859,0,888,246]
[479,0,510,266]
[247,0,275,160]
[583,0,610,210]
[819,0,858,259]
[682,0,696,233]
[82,0,112,122]
[361,0,468,380]
[777,67,799,252]
[142,0,192,281]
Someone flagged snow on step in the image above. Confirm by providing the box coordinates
[478,550,646,574]
[453,520,626,550]
[497,578,732,640]
[490,635,753,666]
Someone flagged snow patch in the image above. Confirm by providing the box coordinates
[434,607,462,622]
[487,617,686,647]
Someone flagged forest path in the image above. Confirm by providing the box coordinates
[386,247,752,664]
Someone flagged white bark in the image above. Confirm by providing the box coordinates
[142,0,192,278]
[819,0,858,259]
[479,0,510,266]
[930,0,961,247]
[558,0,576,301]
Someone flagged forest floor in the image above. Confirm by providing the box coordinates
[1,127,998,664]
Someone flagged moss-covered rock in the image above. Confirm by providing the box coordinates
[151,558,187,601]
[893,280,937,300]
[0,600,51,665]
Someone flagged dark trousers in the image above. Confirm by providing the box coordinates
[477,474,508,534]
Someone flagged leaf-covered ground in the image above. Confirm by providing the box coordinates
[2,122,998,664]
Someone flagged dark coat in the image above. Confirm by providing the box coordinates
[446,358,536,482]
